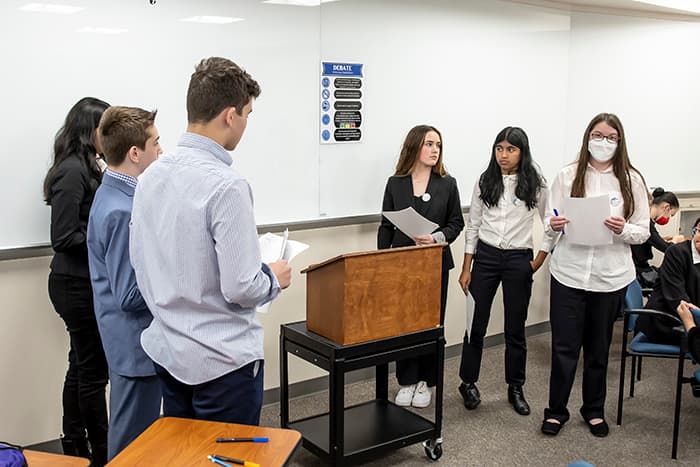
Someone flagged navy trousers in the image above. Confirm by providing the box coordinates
[107,371,161,460]
[545,277,625,423]
[459,241,533,386]
[155,360,264,425]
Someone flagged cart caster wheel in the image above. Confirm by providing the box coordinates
[423,439,443,461]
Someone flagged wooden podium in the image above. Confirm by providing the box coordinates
[301,243,443,345]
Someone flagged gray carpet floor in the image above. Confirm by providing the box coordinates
[260,323,700,466]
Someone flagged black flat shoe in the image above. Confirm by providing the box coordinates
[586,419,609,437]
[508,385,531,416]
[458,382,481,410]
[541,419,563,436]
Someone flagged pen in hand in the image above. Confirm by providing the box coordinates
[216,437,269,443]
[553,208,565,235]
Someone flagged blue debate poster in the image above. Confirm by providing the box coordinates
[320,62,363,144]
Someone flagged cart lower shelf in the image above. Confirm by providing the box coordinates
[288,399,436,459]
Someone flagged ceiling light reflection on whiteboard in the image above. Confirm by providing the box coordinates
[18,3,84,14]
[180,16,244,24]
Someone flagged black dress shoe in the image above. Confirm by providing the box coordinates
[458,382,481,410]
[507,385,531,416]
[586,419,609,437]
[541,419,563,436]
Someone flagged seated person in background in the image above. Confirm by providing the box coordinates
[631,187,684,289]
[677,305,700,362]
[636,216,700,348]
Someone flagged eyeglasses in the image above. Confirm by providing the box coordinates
[590,131,619,144]
[693,227,700,236]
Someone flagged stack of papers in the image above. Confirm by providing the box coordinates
[256,229,309,313]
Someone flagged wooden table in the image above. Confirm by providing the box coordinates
[108,417,301,466]
[24,450,89,466]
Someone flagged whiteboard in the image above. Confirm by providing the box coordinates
[2,0,700,249]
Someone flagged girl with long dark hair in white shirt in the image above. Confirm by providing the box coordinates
[541,113,649,438]
[457,127,556,416]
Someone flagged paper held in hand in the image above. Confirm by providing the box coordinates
[256,229,309,313]
[561,194,613,246]
[381,207,438,239]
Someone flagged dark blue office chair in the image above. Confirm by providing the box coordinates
[616,279,696,459]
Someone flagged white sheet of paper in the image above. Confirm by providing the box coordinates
[256,232,309,313]
[465,293,475,340]
[382,207,439,239]
[561,195,613,246]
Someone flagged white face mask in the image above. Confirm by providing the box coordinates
[588,139,617,163]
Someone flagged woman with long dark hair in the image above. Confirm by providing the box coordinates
[378,124,464,408]
[457,127,556,416]
[44,97,110,466]
[542,113,649,438]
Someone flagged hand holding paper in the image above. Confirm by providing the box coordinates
[560,195,612,246]
[382,207,438,240]
[257,231,309,313]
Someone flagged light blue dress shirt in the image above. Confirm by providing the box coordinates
[130,133,280,385]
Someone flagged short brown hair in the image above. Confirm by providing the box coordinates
[187,57,261,123]
[98,106,157,166]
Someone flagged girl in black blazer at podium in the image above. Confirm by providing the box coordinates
[457,126,556,416]
[43,97,110,466]
[377,124,464,408]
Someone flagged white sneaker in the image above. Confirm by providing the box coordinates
[395,384,416,406]
[412,381,432,408]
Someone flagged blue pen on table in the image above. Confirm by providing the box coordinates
[553,208,565,235]
[215,437,268,443]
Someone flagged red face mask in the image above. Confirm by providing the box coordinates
[655,216,670,226]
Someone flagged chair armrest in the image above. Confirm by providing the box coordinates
[623,308,684,327]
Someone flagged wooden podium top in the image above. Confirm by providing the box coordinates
[108,417,301,467]
[301,242,445,274]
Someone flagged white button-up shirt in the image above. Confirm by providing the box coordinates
[465,174,556,254]
[546,163,650,292]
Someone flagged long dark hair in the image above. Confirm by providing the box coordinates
[394,125,447,176]
[479,126,543,209]
[43,97,110,204]
[571,113,642,219]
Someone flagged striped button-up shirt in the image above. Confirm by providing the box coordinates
[130,132,280,385]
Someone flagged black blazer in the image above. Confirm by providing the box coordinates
[631,220,670,271]
[48,155,101,278]
[637,241,700,345]
[377,172,464,270]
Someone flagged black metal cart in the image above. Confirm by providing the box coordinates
[280,321,445,466]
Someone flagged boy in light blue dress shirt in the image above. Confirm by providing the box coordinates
[87,106,163,460]
[129,57,292,425]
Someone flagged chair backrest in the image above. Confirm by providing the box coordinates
[625,279,644,332]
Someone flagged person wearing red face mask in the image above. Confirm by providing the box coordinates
[631,187,683,289]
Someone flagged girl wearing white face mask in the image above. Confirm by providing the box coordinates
[631,188,683,288]
[540,113,650,438]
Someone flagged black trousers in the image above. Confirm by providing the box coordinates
[396,269,448,387]
[48,273,109,466]
[155,360,264,426]
[458,241,533,386]
[544,276,626,423]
